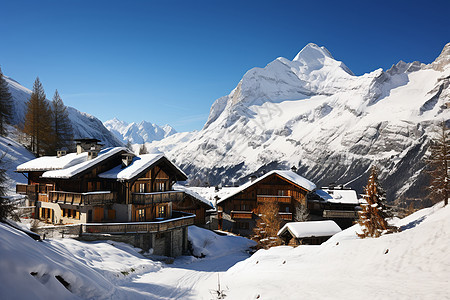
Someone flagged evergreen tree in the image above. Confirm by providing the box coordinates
[126,139,133,152]
[252,200,282,249]
[51,90,73,152]
[357,165,395,238]
[139,143,148,155]
[0,67,13,136]
[0,153,19,221]
[425,121,449,206]
[23,77,53,156]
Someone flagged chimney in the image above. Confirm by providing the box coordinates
[250,175,258,183]
[87,144,102,160]
[75,138,103,155]
[291,165,298,173]
[57,150,67,158]
[121,153,134,168]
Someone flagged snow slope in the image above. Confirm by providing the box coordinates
[147,42,450,204]
[104,118,176,144]
[1,202,448,299]
[216,202,450,300]
[5,76,123,147]
[0,129,36,192]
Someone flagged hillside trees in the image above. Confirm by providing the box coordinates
[357,165,395,238]
[252,200,282,249]
[0,67,13,136]
[23,77,53,156]
[425,121,449,206]
[23,79,74,156]
[51,90,73,152]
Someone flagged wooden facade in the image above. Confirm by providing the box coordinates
[217,172,310,237]
[16,141,195,226]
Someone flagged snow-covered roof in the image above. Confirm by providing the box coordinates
[173,184,214,208]
[217,170,316,204]
[42,147,129,179]
[98,153,187,181]
[16,152,88,172]
[277,221,342,239]
[315,188,360,205]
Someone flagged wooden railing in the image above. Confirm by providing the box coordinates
[82,212,195,234]
[323,210,358,219]
[279,212,293,221]
[48,191,116,205]
[38,193,49,202]
[230,211,253,219]
[131,191,185,205]
[257,195,292,204]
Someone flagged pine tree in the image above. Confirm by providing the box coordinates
[252,200,282,249]
[425,121,449,206]
[357,165,395,238]
[0,153,19,221]
[51,90,73,153]
[139,143,148,155]
[23,77,53,156]
[126,139,133,152]
[0,67,13,136]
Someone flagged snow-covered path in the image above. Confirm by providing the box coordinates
[122,228,254,299]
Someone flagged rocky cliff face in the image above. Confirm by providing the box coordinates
[147,43,450,205]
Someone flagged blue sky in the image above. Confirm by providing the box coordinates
[1,0,449,132]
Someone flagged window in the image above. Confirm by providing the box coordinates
[285,206,290,213]
[156,182,165,192]
[278,190,286,196]
[139,183,145,193]
[157,205,166,218]
[137,209,145,221]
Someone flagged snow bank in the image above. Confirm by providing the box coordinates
[188,225,256,258]
[216,202,450,299]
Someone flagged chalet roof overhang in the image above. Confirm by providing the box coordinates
[217,171,315,205]
[125,156,188,185]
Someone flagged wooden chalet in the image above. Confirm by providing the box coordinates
[15,139,211,256]
[216,169,316,236]
[277,220,342,245]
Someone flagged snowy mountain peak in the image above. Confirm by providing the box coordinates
[429,42,450,71]
[103,118,177,144]
[293,43,333,62]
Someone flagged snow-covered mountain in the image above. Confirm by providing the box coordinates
[147,42,450,205]
[5,76,123,147]
[104,118,176,144]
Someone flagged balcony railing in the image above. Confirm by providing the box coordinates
[81,211,195,234]
[231,211,253,219]
[323,210,358,219]
[279,212,293,220]
[131,191,185,205]
[257,195,292,204]
[48,191,116,206]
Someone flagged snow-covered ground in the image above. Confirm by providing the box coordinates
[1,202,449,299]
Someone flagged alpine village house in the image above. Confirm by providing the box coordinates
[217,168,361,238]
[15,139,213,257]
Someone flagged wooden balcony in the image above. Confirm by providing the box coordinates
[131,191,185,205]
[231,211,253,219]
[323,210,358,219]
[48,191,116,206]
[279,212,293,221]
[257,195,292,204]
[81,211,195,234]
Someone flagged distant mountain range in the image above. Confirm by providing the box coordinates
[103,118,176,144]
